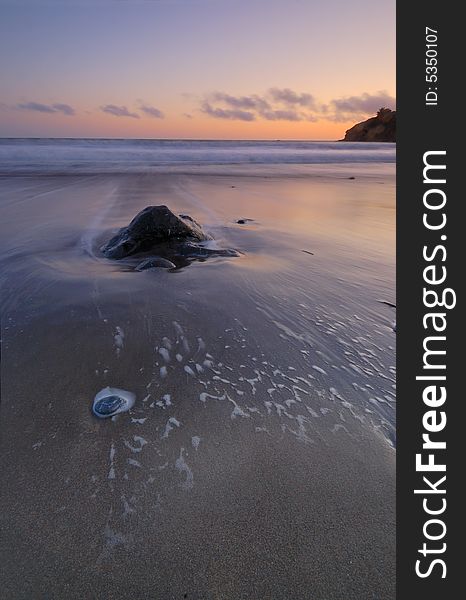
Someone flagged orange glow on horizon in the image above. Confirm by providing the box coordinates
[6,110,362,141]
[0,0,395,139]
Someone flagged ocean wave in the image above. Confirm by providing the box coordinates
[0,138,396,174]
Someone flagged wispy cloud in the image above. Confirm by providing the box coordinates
[139,104,164,118]
[268,88,316,109]
[17,102,55,114]
[197,88,395,123]
[201,101,256,122]
[100,104,140,118]
[199,89,318,122]
[211,92,270,112]
[16,101,76,116]
[261,109,318,122]
[326,91,396,121]
[52,103,75,116]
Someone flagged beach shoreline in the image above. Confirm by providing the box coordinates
[0,164,395,599]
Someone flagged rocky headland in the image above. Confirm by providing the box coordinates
[341,108,396,142]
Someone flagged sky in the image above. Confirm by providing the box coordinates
[0,0,395,139]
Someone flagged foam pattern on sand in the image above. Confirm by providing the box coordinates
[82,312,394,564]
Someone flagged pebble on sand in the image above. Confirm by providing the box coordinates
[92,386,136,418]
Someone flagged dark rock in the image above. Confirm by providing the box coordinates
[236,218,254,225]
[101,205,239,268]
[348,176,355,180]
[341,108,396,143]
[135,257,176,271]
[101,205,212,259]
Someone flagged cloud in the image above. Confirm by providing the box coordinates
[139,104,164,119]
[51,103,76,116]
[17,102,55,114]
[261,109,318,122]
[268,88,316,109]
[211,92,270,112]
[328,91,396,120]
[261,109,301,122]
[199,89,320,122]
[101,104,140,119]
[16,101,76,116]
[197,88,395,124]
[201,101,256,122]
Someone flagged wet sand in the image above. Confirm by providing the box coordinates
[0,166,395,599]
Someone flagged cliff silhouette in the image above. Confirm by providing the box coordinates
[341,108,396,142]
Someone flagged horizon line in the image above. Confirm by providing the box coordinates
[0,136,344,142]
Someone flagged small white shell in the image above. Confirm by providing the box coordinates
[92,386,135,419]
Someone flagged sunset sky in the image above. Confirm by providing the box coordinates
[0,0,395,140]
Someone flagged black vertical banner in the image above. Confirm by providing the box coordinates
[397,2,461,598]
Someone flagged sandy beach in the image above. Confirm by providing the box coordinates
[0,161,395,599]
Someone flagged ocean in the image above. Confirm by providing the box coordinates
[0,138,396,173]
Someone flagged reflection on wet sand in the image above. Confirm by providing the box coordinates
[0,165,395,600]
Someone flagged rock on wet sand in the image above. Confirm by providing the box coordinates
[101,205,211,260]
[101,205,239,266]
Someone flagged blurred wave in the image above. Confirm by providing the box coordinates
[0,138,395,174]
